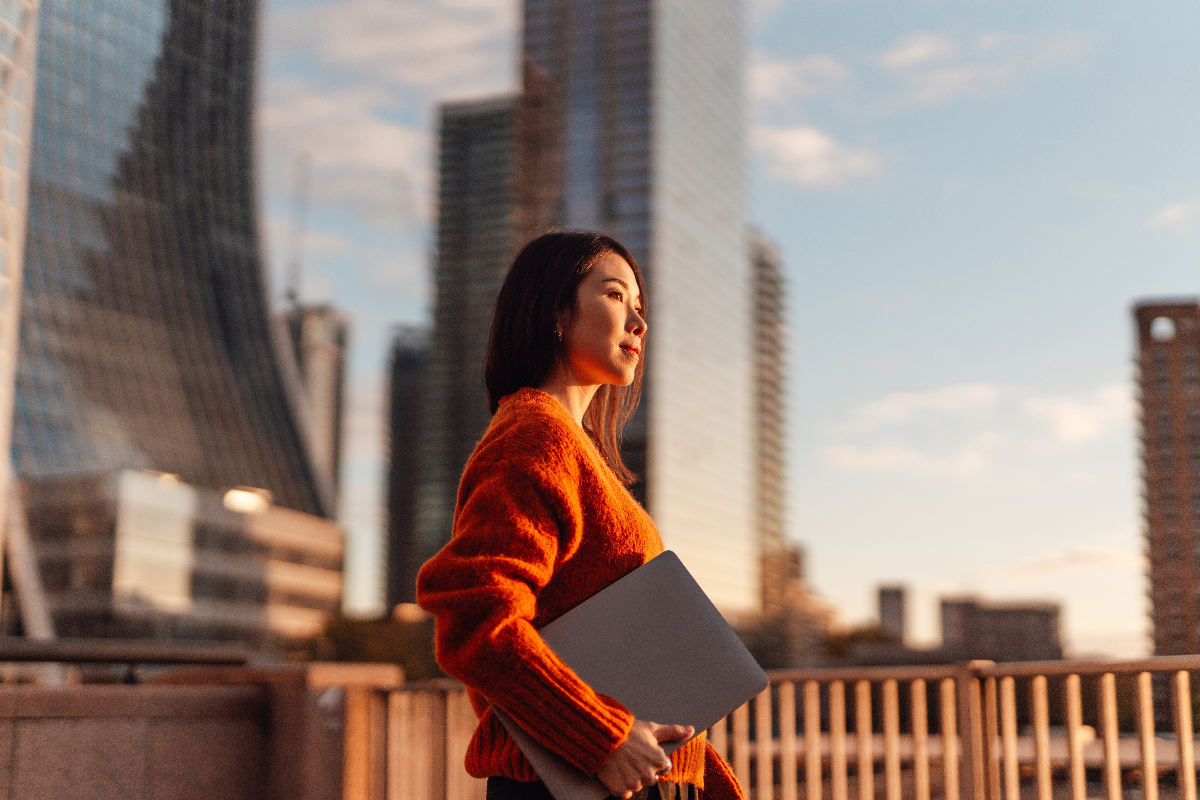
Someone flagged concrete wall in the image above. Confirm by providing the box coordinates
[0,662,403,800]
[0,684,268,800]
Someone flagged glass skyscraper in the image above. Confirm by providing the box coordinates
[523,0,757,613]
[14,0,332,516]
[0,0,344,648]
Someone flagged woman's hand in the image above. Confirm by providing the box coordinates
[596,719,695,799]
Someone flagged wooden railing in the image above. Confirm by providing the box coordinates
[381,657,1200,800]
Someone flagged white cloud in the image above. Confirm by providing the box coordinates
[748,52,849,106]
[879,33,957,70]
[753,125,882,189]
[990,539,1142,578]
[1022,384,1133,445]
[847,383,999,429]
[259,78,430,228]
[819,432,1002,477]
[269,0,517,101]
[1151,198,1200,229]
[879,30,1090,106]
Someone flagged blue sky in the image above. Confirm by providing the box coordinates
[259,0,1200,657]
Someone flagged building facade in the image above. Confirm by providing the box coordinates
[522,0,756,613]
[1,0,343,646]
[13,0,330,514]
[411,97,519,588]
[1135,300,1200,655]
[0,0,40,552]
[385,325,427,608]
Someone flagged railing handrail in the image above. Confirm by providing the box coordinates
[0,637,251,665]
[767,653,1200,685]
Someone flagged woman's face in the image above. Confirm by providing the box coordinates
[558,252,647,387]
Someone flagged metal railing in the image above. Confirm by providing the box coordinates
[384,656,1200,800]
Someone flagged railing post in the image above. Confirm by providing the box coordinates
[1138,671,1159,800]
[983,677,1000,800]
[758,686,776,800]
[1174,670,1196,800]
[941,678,959,800]
[805,681,822,800]
[856,680,873,800]
[780,681,798,800]
[956,662,990,800]
[1065,673,1086,800]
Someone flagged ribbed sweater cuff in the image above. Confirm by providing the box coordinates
[501,684,634,775]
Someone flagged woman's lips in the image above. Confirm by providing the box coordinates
[620,344,641,357]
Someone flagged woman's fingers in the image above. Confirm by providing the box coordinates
[649,722,695,743]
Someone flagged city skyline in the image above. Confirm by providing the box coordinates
[262,0,1200,656]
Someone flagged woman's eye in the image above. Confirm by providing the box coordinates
[608,290,622,300]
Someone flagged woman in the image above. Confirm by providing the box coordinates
[417,231,743,800]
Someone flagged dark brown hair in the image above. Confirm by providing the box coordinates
[485,231,646,483]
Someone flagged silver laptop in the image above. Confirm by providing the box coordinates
[494,550,768,800]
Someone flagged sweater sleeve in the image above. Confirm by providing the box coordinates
[416,461,635,776]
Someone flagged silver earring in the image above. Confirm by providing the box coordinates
[556,329,562,341]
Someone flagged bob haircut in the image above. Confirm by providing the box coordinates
[485,231,646,484]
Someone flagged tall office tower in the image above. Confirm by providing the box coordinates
[283,304,349,498]
[751,230,787,579]
[3,0,343,647]
[523,0,756,612]
[413,97,520,578]
[1135,300,1200,655]
[0,0,40,552]
[385,325,427,608]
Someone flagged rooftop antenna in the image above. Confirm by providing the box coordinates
[286,153,312,307]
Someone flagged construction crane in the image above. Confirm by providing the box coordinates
[286,153,312,308]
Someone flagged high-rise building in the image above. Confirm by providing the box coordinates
[412,97,519,582]
[3,0,343,647]
[410,0,755,614]
[751,229,787,580]
[521,0,756,613]
[1135,300,1200,655]
[385,325,427,608]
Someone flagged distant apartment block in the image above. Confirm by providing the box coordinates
[940,597,1062,662]
[1135,299,1200,655]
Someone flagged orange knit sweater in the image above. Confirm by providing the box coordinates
[417,388,742,798]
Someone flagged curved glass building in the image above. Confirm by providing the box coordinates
[0,0,343,648]
[13,0,330,516]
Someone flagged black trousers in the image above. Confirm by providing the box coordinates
[485,777,696,800]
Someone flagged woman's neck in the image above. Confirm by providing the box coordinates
[537,367,599,426]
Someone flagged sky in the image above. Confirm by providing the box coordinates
[258,0,1200,658]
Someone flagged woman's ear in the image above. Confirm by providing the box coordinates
[553,307,572,341]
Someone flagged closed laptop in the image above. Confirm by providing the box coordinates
[494,550,768,800]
